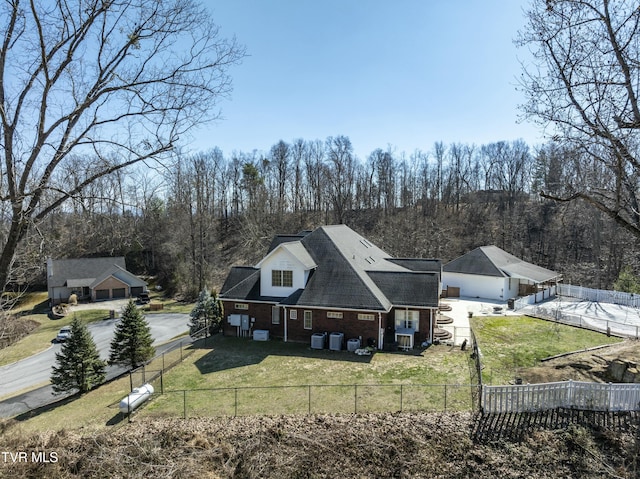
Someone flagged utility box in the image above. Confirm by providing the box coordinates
[253,329,269,341]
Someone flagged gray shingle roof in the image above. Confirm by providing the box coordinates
[47,257,127,288]
[443,245,559,283]
[220,225,441,311]
[367,271,440,307]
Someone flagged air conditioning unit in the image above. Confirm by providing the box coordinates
[311,332,326,349]
[347,338,361,352]
[329,332,344,351]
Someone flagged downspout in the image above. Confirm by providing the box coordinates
[378,312,383,349]
[429,309,433,343]
[283,306,288,343]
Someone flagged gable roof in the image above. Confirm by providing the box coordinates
[443,245,559,283]
[90,264,147,289]
[221,225,441,311]
[256,240,317,270]
[47,257,127,288]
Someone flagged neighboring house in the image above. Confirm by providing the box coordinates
[442,245,560,301]
[47,257,147,305]
[219,225,441,350]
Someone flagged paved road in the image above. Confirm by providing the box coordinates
[0,313,190,403]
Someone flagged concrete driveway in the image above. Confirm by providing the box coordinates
[437,297,517,346]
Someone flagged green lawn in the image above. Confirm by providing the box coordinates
[141,336,474,418]
[470,315,622,385]
[6,313,624,431]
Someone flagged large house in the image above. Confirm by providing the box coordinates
[442,245,560,301]
[47,257,147,305]
[219,225,441,350]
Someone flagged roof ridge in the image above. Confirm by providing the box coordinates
[315,227,389,310]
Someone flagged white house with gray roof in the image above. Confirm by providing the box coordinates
[442,245,560,301]
[47,257,147,305]
[220,225,442,350]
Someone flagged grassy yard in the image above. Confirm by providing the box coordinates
[470,315,622,385]
[5,314,625,432]
[140,336,475,418]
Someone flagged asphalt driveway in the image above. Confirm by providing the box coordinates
[0,312,190,402]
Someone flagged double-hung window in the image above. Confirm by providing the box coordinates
[395,310,420,331]
[303,311,312,330]
[271,269,293,287]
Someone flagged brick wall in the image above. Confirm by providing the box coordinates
[222,300,435,349]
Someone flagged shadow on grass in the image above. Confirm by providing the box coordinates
[106,412,127,426]
[12,391,80,422]
[191,334,375,376]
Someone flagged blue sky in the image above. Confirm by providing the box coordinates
[188,1,541,159]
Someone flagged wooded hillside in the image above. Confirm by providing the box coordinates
[11,137,638,297]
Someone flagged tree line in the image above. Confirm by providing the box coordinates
[9,134,633,298]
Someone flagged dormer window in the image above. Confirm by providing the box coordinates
[272,269,293,287]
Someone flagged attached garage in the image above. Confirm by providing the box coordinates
[95,289,110,300]
[112,288,126,299]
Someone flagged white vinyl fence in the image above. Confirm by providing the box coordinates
[526,304,640,339]
[557,284,640,308]
[482,380,640,414]
[513,285,557,311]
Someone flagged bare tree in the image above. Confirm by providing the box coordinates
[0,0,244,289]
[518,0,640,237]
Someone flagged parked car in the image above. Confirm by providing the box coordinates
[137,292,150,304]
[56,326,72,343]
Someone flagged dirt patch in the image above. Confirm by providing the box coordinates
[520,340,640,384]
[0,316,39,349]
[2,412,638,478]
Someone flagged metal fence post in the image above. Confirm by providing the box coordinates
[160,370,164,394]
[444,384,447,411]
[129,371,133,392]
[162,352,165,371]
[183,390,187,419]
[234,388,238,417]
[354,385,358,414]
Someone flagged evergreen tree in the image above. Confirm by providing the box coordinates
[613,266,640,294]
[51,316,106,394]
[109,299,155,369]
[189,289,225,337]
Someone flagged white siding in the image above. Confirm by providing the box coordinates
[260,248,310,297]
[442,272,508,300]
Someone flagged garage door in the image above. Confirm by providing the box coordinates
[112,288,126,299]
[95,289,109,300]
[131,286,143,297]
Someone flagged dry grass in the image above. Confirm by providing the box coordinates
[2,412,637,478]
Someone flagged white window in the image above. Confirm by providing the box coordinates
[235,303,249,310]
[327,311,343,319]
[290,309,298,320]
[358,313,375,321]
[304,311,312,329]
[272,270,293,287]
[395,310,420,331]
[272,306,280,324]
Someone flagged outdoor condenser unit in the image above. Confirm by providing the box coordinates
[329,332,344,351]
[311,332,326,349]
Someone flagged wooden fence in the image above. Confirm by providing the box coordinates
[482,380,640,414]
